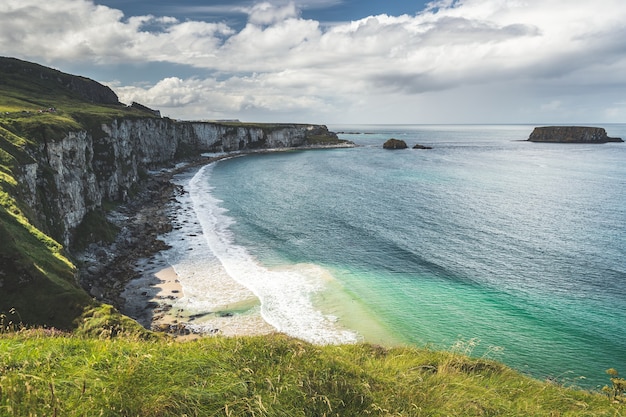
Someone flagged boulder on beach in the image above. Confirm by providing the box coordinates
[383,138,408,149]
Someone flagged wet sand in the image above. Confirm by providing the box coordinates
[123,256,276,338]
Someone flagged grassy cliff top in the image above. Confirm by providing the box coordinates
[1,322,623,416]
[0,56,159,142]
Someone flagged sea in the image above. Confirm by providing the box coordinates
[165,124,626,389]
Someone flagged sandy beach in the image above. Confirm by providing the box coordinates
[120,218,279,338]
[123,258,277,338]
[119,157,279,338]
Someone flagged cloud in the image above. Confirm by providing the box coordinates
[112,72,336,121]
[0,0,233,64]
[245,2,299,25]
[2,0,626,122]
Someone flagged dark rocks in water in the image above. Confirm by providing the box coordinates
[383,138,408,149]
[413,144,432,150]
[528,126,623,143]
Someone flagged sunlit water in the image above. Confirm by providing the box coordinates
[170,124,626,388]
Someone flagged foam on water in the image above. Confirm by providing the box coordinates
[167,163,360,344]
[157,171,256,316]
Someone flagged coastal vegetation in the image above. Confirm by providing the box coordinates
[1,57,624,415]
[1,318,624,416]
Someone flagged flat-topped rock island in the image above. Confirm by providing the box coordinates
[528,126,623,143]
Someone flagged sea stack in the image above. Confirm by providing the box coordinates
[383,138,408,149]
[528,126,623,143]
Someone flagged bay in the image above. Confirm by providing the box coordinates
[197,124,626,388]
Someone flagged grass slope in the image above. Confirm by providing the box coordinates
[0,329,622,416]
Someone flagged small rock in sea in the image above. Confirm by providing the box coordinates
[383,138,408,149]
[413,144,432,150]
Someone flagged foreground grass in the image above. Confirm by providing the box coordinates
[1,330,622,416]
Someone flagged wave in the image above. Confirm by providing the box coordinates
[178,163,360,344]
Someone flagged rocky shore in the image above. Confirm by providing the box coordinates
[76,145,355,337]
[76,157,205,335]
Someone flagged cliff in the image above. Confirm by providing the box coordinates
[25,118,339,247]
[528,126,623,143]
[0,57,345,328]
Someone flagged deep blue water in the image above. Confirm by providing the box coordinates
[200,124,626,388]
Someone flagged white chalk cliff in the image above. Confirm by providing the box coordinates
[17,118,339,246]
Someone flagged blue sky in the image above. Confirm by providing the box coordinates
[1,0,626,124]
[96,1,431,28]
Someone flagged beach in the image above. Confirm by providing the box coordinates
[114,146,354,339]
[115,156,278,338]
[123,261,276,338]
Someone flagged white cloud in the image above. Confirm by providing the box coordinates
[112,72,336,121]
[2,0,626,122]
[245,2,299,25]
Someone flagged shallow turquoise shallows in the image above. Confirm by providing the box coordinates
[200,124,626,388]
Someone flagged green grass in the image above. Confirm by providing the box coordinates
[0,201,93,328]
[0,328,622,416]
[305,134,350,145]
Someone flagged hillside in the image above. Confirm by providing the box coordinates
[0,57,159,328]
[1,325,624,416]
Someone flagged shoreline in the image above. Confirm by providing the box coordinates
[79,143,355,339]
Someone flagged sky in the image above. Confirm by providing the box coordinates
[1,0,626,124]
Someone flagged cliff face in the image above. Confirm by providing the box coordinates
[18,118,334,246]
[528,126,623,143]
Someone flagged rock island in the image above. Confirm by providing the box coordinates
[528,126,623,143]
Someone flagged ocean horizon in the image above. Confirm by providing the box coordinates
[163,123,626,389]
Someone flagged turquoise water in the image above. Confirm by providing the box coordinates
[200,124,626,388]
